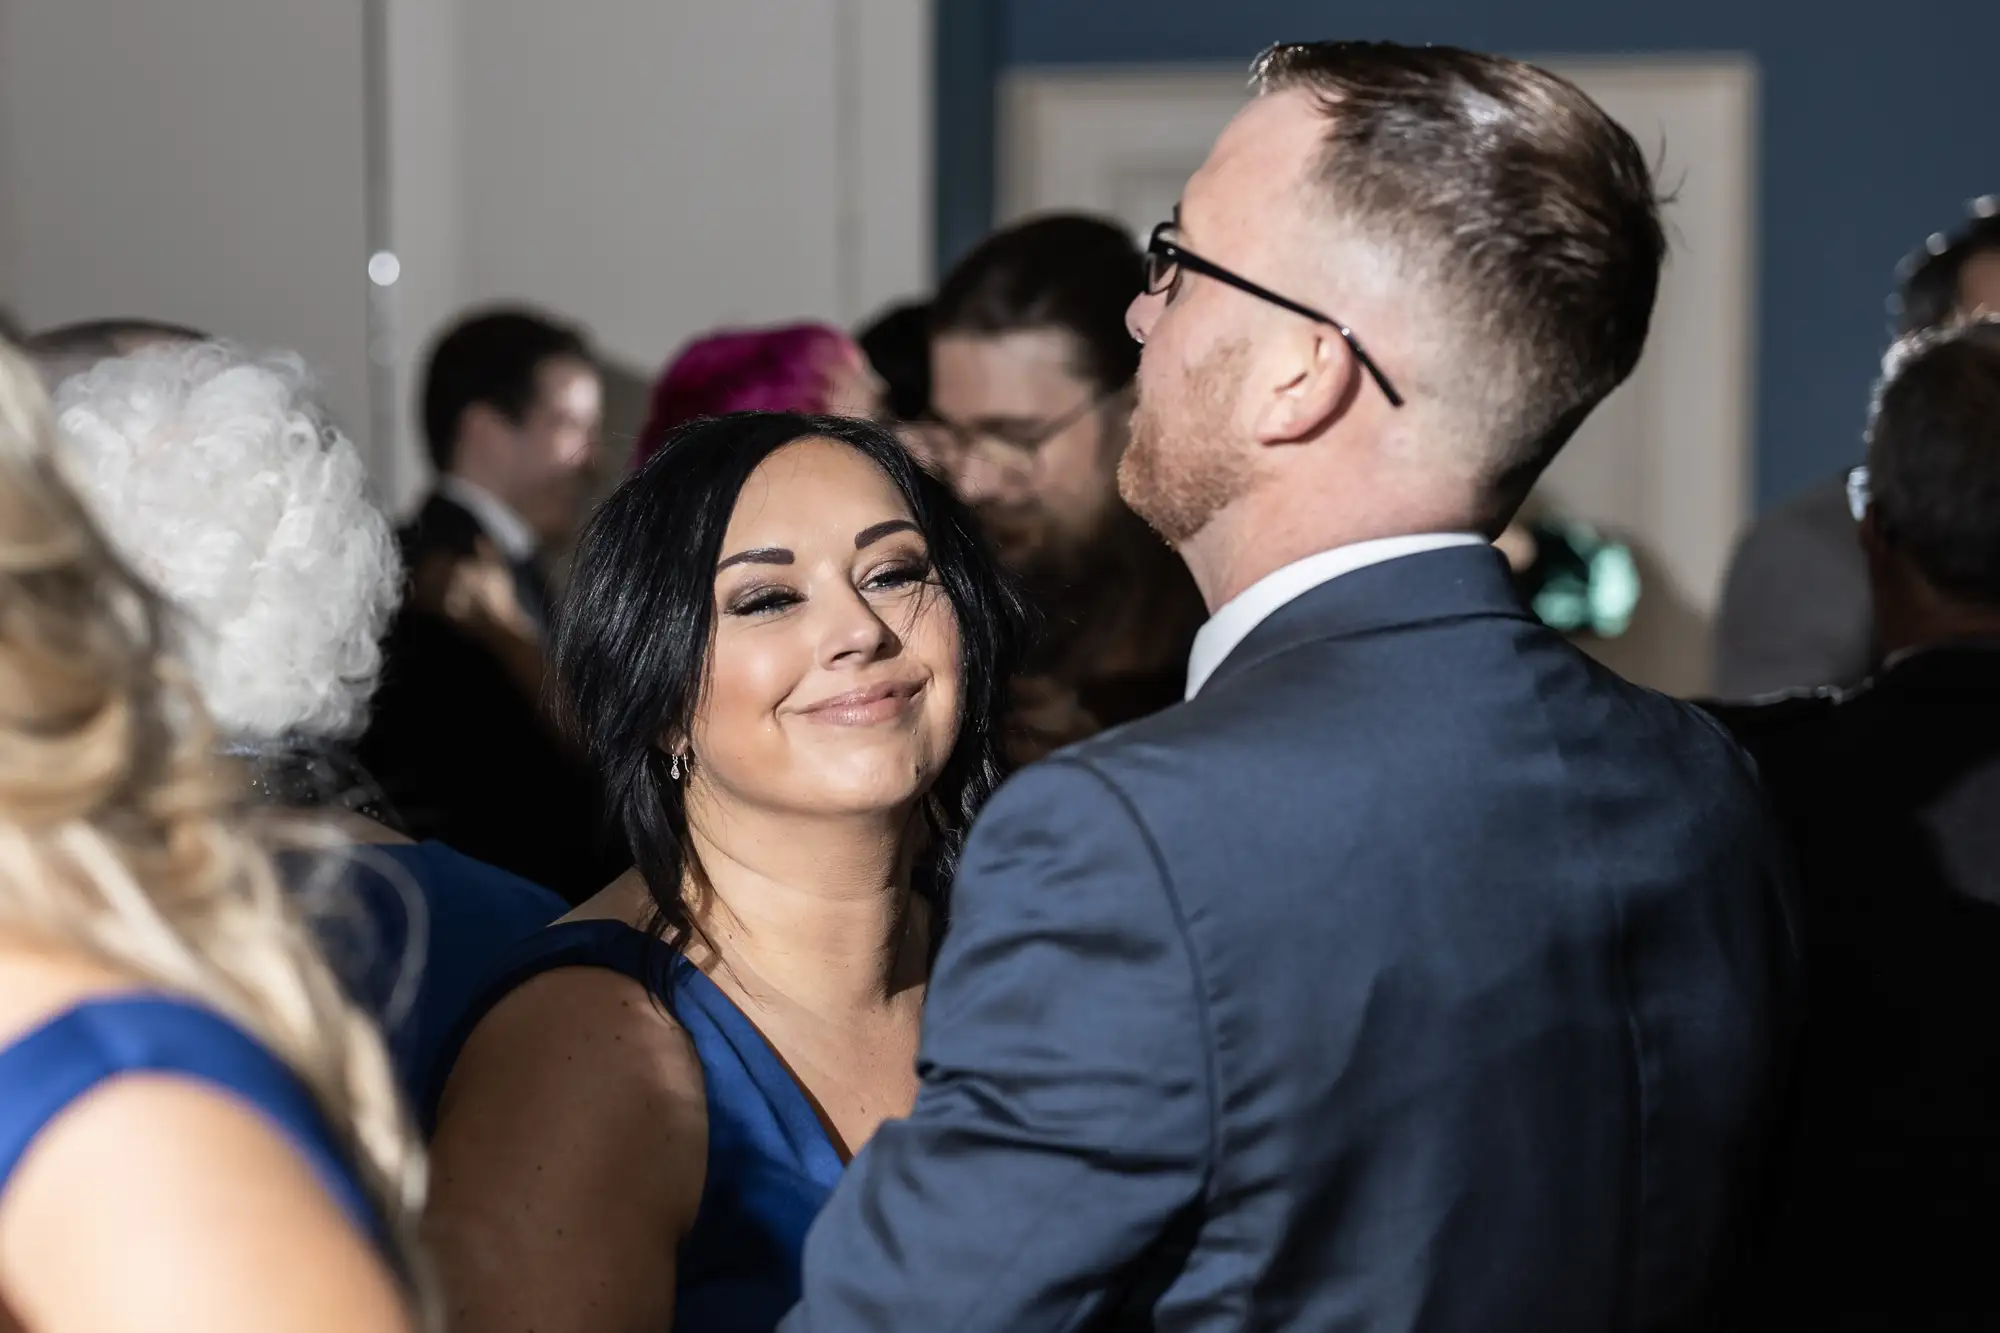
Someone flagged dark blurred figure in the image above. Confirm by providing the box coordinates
[0,307,23,345]
[1710,315,2000,1331]
[858,300,930,423]
[361,308,619,902]
[632,323,882,471]
[928,215,1206,758]
[858,300,948,470]
[1715,196,2000,699]
[24,316,210,388]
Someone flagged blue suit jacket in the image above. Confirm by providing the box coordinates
[786,545,1801,1332]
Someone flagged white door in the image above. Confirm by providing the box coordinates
[1001,59,1758,696]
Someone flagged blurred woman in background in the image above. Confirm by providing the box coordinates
[632,323,884,470]
[47,339,566,1107]
[0,342,423,1331]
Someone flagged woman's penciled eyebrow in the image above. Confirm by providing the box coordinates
[854,519,920,549]
[716,521,918,571]
[716,546,794,572]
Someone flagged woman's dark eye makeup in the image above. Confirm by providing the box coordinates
[863,550,933,591]
[726,585,801,616]
[722,546,933,618]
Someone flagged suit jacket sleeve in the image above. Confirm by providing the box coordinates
[783,758,1213,1332]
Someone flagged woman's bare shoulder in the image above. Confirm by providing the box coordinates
[431,957,709,1226]
[0,940,413,1333]
[452,959,703,1101]
[425,953,709,1328]
[1,1066,413,1332]
[0,936,151,1050]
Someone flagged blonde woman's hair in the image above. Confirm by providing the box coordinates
[0,341,428,1293]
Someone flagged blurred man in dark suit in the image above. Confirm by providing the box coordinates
[1710,314,2000,1330]
[360,308,617,901]
[1715,198,2000,699]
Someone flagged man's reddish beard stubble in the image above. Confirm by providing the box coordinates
[1118,338,1254,546]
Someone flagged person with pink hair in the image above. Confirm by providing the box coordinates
[633,323,883,469]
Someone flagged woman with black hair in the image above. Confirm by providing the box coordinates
[424,413,1029,1333]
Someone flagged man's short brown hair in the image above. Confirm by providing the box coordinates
[1254,41,1664,507]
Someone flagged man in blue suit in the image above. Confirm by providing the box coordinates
[786,40,1800,1332]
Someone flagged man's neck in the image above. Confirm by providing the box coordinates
[1182,491,1481,611]
[683,800,925,1019]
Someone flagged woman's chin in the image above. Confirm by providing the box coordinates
[782,755,939,819]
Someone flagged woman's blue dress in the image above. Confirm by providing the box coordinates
[434,919,847,1333]
[0,995,378,1237]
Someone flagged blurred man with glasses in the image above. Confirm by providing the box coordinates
[927,214,1207,756]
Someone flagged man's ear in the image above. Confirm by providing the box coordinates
[1251,325,1360,447]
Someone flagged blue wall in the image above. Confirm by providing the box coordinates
[942,0,1999,511]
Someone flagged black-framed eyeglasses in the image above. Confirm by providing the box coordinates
[1144,221,1405,409]
[922,387,1116,471]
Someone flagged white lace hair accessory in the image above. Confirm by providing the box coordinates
[53,340,402,741]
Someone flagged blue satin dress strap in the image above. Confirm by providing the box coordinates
[431,918,847,1333]
[0,994,377,1239]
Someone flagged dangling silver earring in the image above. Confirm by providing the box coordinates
[669,751,685,781]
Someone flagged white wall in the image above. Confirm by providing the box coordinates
[379,0,467,504]
[0,0,373,446]
[394,0,935,509]
[464,1,836,366]
[0,0,934,513]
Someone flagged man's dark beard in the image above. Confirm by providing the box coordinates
[996,501,1197,683]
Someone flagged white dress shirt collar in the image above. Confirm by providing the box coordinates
[1184,533,1488,698]
[439,475,538,563]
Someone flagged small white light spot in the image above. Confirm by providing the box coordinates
[367,251,401,286]
[1974,195,1999,219]
[1927,231,1950,256]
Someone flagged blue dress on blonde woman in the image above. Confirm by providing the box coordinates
[431,919,846,1333]
[0,995,378,1238]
